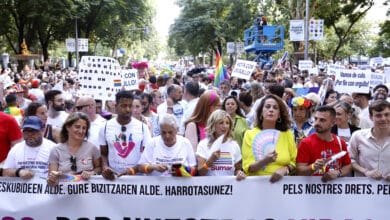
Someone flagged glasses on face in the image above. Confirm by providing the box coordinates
[70,156,77,172]
[121,126,127,146]
[75,104,90,111]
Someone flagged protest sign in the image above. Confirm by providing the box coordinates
[231,59,257,80]
[289,20,305,41]
[122,69,139,90]
[298,60,313,71]
[334,68,370,94]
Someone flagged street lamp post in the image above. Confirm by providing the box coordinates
[304,0,309,60]
[75,17,79,69]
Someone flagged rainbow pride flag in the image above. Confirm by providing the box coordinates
[214,50,229,87]
[113,79,121,87]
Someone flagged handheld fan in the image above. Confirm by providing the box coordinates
[252,129,280,161]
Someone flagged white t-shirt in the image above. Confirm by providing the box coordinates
[196,136,242,176]
[47,111,69,130]
[138,135,196,176]
[3,138,56,175]
[180,97,199,134]
[98,118,152,173]
[88,114,106,148]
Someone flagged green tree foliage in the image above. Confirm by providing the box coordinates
[168,0,257,64]
[0,0,153,61]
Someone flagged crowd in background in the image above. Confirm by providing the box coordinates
[0,60,389,185]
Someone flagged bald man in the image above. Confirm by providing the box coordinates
[75,96,106,147]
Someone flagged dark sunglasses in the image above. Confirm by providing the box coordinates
[70,156,77,172]
[75,104,90,111]
[121,126,127,144]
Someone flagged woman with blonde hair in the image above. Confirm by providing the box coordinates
[47,112,101,186]
[184,90,221,152]
[196,110,246,180]
[329,101,360,142]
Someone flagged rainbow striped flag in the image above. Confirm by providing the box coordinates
[214,50,229,87]
[113,79,121,87]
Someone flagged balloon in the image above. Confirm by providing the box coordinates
[119,48,126,54]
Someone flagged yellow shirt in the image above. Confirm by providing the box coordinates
[242,127,297,176]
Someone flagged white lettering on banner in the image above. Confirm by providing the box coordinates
[334,69,370,94]
[231,59,257,80]
[0,176,389,219]
[298,60,313,71]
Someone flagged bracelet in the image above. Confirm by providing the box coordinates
[129,168,136,175]
[311,163,316,171]
[144,165,149,173]
[285,166,290,175]
[15,168,23,177]
[338,169,342,177]
[202,163,209,170]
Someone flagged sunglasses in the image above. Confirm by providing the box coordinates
[70,156,77,172]
[121,126,127,146]
[75,104,90,111]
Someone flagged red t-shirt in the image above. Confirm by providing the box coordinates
[297,133,351,176]
[0,112,23,162]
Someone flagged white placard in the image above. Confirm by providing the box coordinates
[309,19,324,41]
[0,176,389,219]
[78,56,122,100]
[227,42,235,54]
[385,67,390,83]
[66,38,89,52]
[122,69,139,90]
[289,20,305,41]
[298,60,313,71]
[231,59,257,80]
[334,68,370,94]
[370,72,385,89]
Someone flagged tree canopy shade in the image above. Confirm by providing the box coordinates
[168,0,258,64]
[0,0,153,61]
[168,0,383,64]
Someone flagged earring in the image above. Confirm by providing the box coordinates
[277,117,282,123]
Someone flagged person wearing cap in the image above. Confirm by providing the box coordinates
[372,84,389,101]
[2,116,56,179]
[29,79,45,103]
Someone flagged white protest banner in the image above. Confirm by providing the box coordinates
[227,42,235,54]
[298,60,313,71]
[289,20,305,41]
[66,38,89,52]
[309,19,324,40]
[370,72,385,89]
[0,176,389,219]
[231,59,257,80]
[78,56,122,100]
[328,63,342,76]
[334,68,370,94]
[384,67,390,83]
[308,67,319,76]
[122,69,139,90]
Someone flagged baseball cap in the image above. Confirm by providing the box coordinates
[22,116,43,130]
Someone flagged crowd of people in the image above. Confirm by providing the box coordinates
[0,61,389,186]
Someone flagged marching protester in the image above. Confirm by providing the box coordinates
[348,100,390,180]
[99,90,151,180]
[47,112,101,186]
[136,114,196,177]
[329,101,360,142]
[291,96,315,145]
[44,90,69,130]
[196,110,246,180]
[242,94,297,183]
[296,106,352,182]
[3,116,56,179]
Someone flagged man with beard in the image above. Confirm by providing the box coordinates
[44,90,69,129]
[372,84,389,101]
[141,93,159,137]
[3,116,56,179]
[99,90,152,180]
[157,84,184,130]
[296,106,352,182]
[348,100,390,180]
